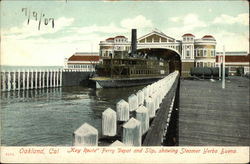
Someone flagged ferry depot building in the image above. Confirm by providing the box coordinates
[98,30,249,77]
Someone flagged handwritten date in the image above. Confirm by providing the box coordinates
[22,8,55,30]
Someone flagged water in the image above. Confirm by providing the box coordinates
[1,85,144,146]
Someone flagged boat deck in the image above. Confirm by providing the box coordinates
[90,75,166,81]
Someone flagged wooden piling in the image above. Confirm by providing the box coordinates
[56,70,59,87]
[128,94,138,112]
[17,70,21,90]
[73,123,98,146]
[27,70,29,90]
[35,70,38,89]
[136,106,149,135]
[13,71,16,90]
[122,117,141,146]
[39,70,42,88]
[110,140,125,147]
[145,97,155,118]
[143,86,149,100]
[116,99,129,121]
[102,108,117,136]
[42,70,45,88]
[53,70,56,87]
[7,72,11,91]
[2,71,6,91]
[22,70,25,90]
[30,70,34,89]
[59,70,62,86]
[46,70,49,88]
[50,70,53,88]
[136,90,144,106]
[148,85,153,97]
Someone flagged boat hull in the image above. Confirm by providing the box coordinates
[90,76,164,88]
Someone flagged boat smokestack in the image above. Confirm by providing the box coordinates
[131,29,137,55]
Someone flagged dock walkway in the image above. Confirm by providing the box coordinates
[179,76,249,146]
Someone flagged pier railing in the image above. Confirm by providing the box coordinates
[73,71,180,146]
[0,69,63,92]
[63,68,95,72]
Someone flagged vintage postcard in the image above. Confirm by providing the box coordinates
[0,0,249,163]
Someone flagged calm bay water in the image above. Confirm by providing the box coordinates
[1,66,144,146]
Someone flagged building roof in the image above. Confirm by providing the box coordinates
[202,35,215,40]
[138,30,175,42]
[182,33,195,37]
[106,37,114,41]
[216,55,249,63]
[74,52,99,56]
[106,36,127,41]
[68,55,99,62]
[115,35,126,38]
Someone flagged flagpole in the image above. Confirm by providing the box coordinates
[222,45,225,89]
[219,55,221,80]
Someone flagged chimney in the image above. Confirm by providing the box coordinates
[131,29,137,55]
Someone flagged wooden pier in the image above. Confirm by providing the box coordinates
[143,77,179,146]
[72,71,180,146]
[179,76,250,146]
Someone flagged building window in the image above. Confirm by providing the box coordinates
[146,37,152,42]
[204,50,207,57]
[198,49,203,57]
[204,62,207,67]
[196,62,200,67]
[186,51,190,57]
[200,50,203,57]
[211,50,214,57]
[200,62,203,67]
[230,67,236,72]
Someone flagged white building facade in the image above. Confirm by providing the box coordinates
[65,52,99,72]
[216,51,249,75]
[99,36,130,59]
[99,30,217,76]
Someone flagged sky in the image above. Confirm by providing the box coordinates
[1,0,249,66]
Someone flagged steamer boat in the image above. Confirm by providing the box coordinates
[90,29,170,88]
[90,56,169,88]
